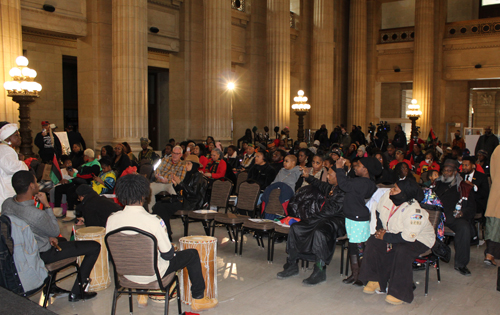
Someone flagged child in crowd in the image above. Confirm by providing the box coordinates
[271,155,302,191]
[323,157,335,169]
[422,169,439,188]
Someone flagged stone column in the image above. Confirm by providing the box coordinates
[347,0,367,128]
[413,0,434,137]
[267,0,291,130]
[203,0,232,142]
[310,0,334,131]
[112,0,148,147]
[0,0,22,123]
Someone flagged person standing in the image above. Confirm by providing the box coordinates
[484,146,500,266]
[34,121,62,162]
[0,122,29,209]
[336,156,381,286]
[475,126,499,157]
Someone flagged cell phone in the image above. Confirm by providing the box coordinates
[67,167,73,171]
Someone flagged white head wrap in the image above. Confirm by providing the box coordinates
[0,123,18,141]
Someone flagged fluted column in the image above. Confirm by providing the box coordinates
[112,0,148,146]
[347,0,367,128]
[310,0,334,131]
[0,0,22,123]
[267,0,291,129]
[203,0,232,141]
[413,0,434,137]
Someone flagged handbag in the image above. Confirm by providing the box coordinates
[431,238,451,263]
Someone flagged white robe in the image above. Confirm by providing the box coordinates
[0,144,28,211]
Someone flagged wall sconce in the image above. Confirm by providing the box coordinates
[149,27,159,33]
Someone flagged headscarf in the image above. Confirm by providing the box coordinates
[390,179,425,206]
[0,123,18,142]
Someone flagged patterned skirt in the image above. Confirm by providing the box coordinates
[345,218,370,243]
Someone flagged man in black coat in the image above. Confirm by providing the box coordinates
[75,185,122,227]
[247,151,276,191]
[475,126,499,157]
[461,156,489,215]
[277,167,345,286]
[65,125,86,150]
[392,125,407,152]
[434,159,476,276]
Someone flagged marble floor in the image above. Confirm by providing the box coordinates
[31,217,500,315]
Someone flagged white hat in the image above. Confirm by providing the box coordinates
[313,140,320,146]
[0,123,18,141]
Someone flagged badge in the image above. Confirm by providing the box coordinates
[411,214,422,220]
[410,233,417,238]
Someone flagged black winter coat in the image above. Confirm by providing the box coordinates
[287,177,346,264]
[75,192,122,227]
[174,171,207,210]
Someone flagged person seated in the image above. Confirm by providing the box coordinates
[422,169,439,188]
[224,145,240,171]
[392,162,416,182]
[237,143,256,172]
[346,156,358,178]
[270,149,286,173]
[434,159,476,276]
[91,156,116,195]
[374,151,393,185]
[112,144,132,177]
[277,166,346,285]
[54,149,101,212]
[359,180,435,305]
[193,143,209,172]
[416,150,440,175]
[297,148,312,168]
[389,150,412,170]
[323,157,335,169]
[106,174,217,311]
[122,142,138,166]
[152,155,206,240]
[247,151,276,191]
[301,155,327,188]
[406,143,425,166]
[383,144,396,164]
[161,143,173,158]
[69,143,85,169]
[2,170,101,301]
[75,184,122,227]
[271,155,302,191]
[203,148,227,180]
[476,150,490,176]
[100,145,114,160]
[137,137,159,165]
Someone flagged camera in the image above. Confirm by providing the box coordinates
[368,123,376,134]
[376,121,390,133]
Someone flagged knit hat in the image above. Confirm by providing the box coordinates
[397,179,425,203]
[358,145,366,155]
[477,149,488,158]
[299,142,308,149]
[443,159,459,171]
[359,157,382,177]
[75,184,94,196]
[84,148,95,158]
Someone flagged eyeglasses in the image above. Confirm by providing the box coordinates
[172,152,182,155]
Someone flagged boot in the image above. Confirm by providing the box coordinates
[302,262,326,286]
[343,255,363,286]
[353,254,363,287]
[277,261,299,279]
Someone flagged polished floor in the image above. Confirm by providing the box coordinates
[31,217,500,315]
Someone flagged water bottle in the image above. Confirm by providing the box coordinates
[453,199,462,218]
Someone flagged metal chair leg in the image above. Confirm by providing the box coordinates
[42,273,54,308]
[436,258,441,282]
[182,216,189,236]
[340,241,345,275]
[267,231,273,263]
[176,277,182,315]
[425,260,430,296]
[239,228,245,256]
[111,289,118,315]
[128,288,133,313]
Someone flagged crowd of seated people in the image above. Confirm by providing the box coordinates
[0,119,499,309]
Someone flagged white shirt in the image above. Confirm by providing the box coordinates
[464,170,478,192]
[106,205,172,284]
[0,144,28,211]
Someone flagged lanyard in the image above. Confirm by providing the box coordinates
[386,204,402,230]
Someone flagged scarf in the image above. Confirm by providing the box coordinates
[206,159,220,174]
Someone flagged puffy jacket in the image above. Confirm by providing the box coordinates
[175,171,207,210]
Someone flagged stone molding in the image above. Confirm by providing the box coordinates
[147,0,183,9]
[22,27,77,48]
[21,6,87,38]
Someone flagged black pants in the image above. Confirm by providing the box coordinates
[40,241,101,295]
[54,183,78,210]
[152,200,184,241]
[446,218,471,268]
[164,249,205,299]
[358,235,428,304]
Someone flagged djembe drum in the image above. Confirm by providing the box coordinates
[75,227,111,291]
[179,236,217,305]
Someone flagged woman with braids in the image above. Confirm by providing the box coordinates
[106,174,217,311]
[203,148,227,180]
[0,121,28,208]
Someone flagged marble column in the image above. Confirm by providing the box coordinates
[413,0,434,137]
[112,0,148,147]
[267,0,290,130]
[310,0,334,131]
[203,0,232,141]
[347,0,367,128]
[0,0,22,123]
